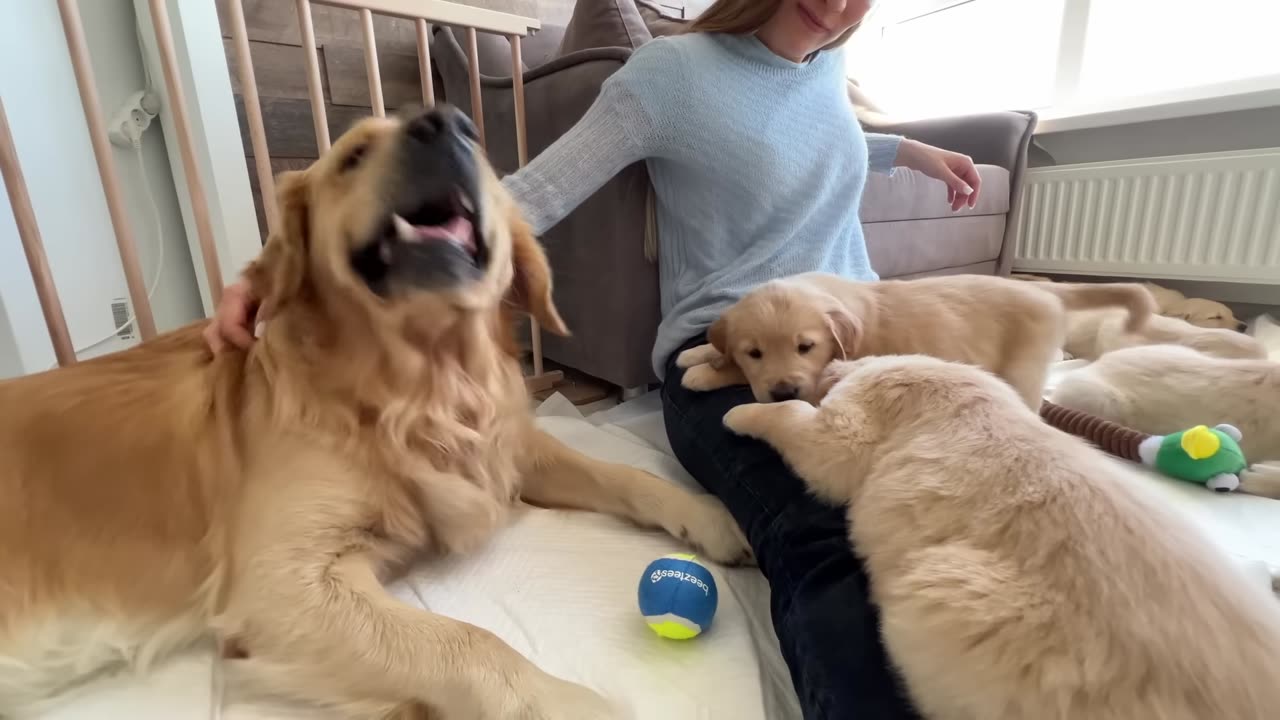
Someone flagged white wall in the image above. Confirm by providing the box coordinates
[0,0,203,378]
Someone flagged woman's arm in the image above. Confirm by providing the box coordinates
[502,80,660,236]
[865,132,903,175]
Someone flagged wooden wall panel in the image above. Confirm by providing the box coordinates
[234,96,368,159]
[325,43,428,110]
[223,38,313,100]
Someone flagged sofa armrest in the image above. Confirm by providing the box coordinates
[865,111,1038,278]
[485,47,633,86]
[863,111,1037,174]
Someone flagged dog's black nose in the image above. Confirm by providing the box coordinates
[769,384,799,402]
[1236,321,1250,332]
[406,106,476,145]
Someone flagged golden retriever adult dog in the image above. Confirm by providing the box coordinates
[0,107,749,719]
[1064,308,1266,361]
[723,354,1280,720]
[677,272,1154,409]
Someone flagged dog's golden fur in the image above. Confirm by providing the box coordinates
[1052,344,1280,466]
[1064,308,1267,361]
[725,354,1280,720]
[677,272,1154,409]
[0,111,748,718]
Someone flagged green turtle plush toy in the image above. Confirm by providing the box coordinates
[1137,424,1248,493]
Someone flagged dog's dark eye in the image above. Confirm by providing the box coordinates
[797,341,815,355]
[341,143,369,173]
[747,348,763,360]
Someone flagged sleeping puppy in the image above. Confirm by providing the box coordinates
[724,355,1280,720]
[1051,344,1280,465]
[1143,282,1247,330]
[0,107,749,718]
[678,272,1154,410]
[1065,308,1266,361]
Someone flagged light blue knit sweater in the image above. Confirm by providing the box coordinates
[502,32,901,378]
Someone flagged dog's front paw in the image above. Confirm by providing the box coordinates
[674,495,753,567]
[676,343,722,369]
[681,363,725,392]
[723,404,766,437]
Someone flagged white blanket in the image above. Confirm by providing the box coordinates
[33,410,800,720]
[32,350,1280,719]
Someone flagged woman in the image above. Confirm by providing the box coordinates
[207,1,980,717]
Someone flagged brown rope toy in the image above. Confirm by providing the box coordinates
[1039,401,1148,463]
[1039,400,1249,494]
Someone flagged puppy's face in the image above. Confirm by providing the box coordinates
[1166,298,1245,331]
[710,284,859,403]
[249,107,565,342]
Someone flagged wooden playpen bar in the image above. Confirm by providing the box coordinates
[3,0,559,391]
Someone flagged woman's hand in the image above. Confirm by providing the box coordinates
[202,280,260,353]
[896,139,982,212]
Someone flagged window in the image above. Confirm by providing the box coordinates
[845,0,1280,125]
[846,0,1064,118]
[1076,0,1280,102]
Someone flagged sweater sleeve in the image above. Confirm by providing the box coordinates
[501,39,684,235]
[865,132,903,175]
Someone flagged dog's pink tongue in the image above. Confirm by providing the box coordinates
[414,215,475,255]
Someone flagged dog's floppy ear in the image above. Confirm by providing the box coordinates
[507,215,569,336]
[706,314,735,370]
[824,308,861,361]
[244,170,310,312]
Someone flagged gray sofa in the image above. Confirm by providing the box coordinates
[432,8,1036,390]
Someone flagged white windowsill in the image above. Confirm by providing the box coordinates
[1034,74,1280,134]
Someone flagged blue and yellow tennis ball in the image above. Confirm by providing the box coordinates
[637,553,718,640]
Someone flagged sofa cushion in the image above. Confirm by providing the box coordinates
[636,0,691,37]
[558,0,653,56]
[864,214,1006,279]
[860,164,1009,224]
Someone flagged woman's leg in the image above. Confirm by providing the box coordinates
[661,340,919,720]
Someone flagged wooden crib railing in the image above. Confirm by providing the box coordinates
[2,0,557,390]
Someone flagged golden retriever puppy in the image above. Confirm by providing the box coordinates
[1051,344,1280,463]
[724,354,1280,720]
[1065,308,1266,361]
[1144,282,1247,330]
[0,108,749,719]
[678,272,1154,409]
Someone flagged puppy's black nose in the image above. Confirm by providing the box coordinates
[1236,321,1249,332]
[769,384,799,402]
[406,106,476,145]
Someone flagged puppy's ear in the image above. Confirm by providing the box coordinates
[507,215,569,336]
[244,170,309,312]
[706,315,734,370]
[825,308,862,361]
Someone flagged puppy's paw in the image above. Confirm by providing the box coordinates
[723,404,767,438]
[674,495,754,567]
[681,363,727,392]
[677,343,722,369]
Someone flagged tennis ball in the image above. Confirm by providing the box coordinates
[637,553,718,640]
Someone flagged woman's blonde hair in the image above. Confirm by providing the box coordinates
[686,0,860,52]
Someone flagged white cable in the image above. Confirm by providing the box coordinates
[63,138,164,358]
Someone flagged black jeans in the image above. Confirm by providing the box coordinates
[661,336,920,720]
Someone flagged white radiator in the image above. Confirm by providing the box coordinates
[1012,148,1280,283]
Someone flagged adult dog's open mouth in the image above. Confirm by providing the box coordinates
[391,186,482,263]
[349,107,489,297]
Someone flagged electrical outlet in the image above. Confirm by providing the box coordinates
[108,90,159,148]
